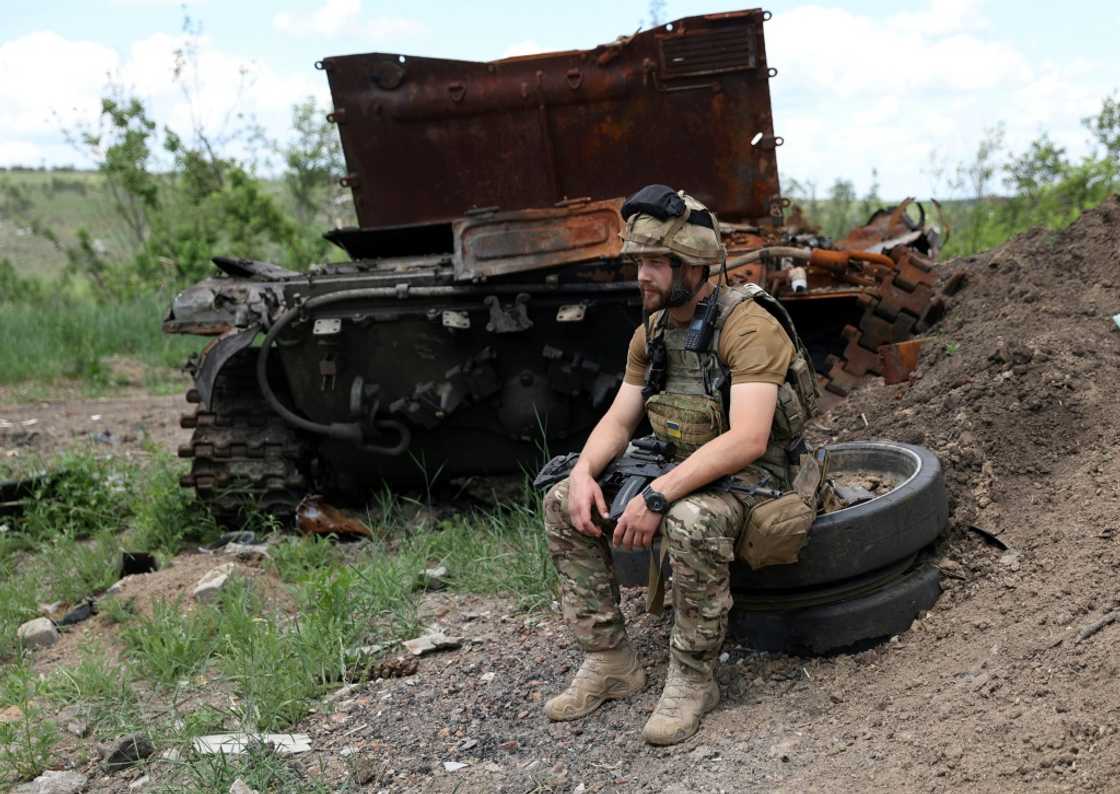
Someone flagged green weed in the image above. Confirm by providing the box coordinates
[157,741,343,794]
[36,530,122,604]
[41,646,143,736]
[266,536,338,584]
[0,664,58,782]
[18,452,134,542]
[122,599,219,687]
[100,595,137,624]
[0,565,40,659]
[127,451,219,555]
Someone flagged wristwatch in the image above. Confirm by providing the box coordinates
[641,485,670,514]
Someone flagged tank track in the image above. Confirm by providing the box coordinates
[822,247,942,401]
[177,350,311,526]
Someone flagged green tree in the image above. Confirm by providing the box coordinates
[823,178,856,239]
[1004,133,1067,199]
[1084,92,1120,161]
[281,97,345,227]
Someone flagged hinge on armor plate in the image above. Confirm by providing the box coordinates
[484,294,533,333]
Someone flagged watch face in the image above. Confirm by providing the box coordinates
[644,487,668,513]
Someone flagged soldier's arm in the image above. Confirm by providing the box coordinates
[571,382,646,480]
[646,382,778,503]
[566,383,645,536]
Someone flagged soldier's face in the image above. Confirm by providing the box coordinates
[636,255,702,311]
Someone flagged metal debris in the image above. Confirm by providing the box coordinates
[192,733,312,756]
[297,498,371,538]
[58,599,97,627]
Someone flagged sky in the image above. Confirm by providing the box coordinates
[3,0,1119,199]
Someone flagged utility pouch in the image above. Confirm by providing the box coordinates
[736,492,815,569]
[788,354,819,414]
[645,393,724,455]
[772,383,807,440]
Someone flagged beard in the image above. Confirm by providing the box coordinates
[640,284,668,312]
[666,268,699,307]
[640,269,699,311]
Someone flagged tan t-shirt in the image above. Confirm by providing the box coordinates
[623,300,795,387]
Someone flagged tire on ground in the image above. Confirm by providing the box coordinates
[727,561,941,655]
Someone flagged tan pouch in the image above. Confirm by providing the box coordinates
[736,492,815,569]
[645,392,724,454]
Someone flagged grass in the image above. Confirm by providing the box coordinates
[0,664,58,781]
[0,170,127,281]
[0,292,198,392]
[0,448,557,788]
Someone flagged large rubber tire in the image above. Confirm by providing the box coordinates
[727,561,941,655]
[609,441,947,590]
[730,440,947,590]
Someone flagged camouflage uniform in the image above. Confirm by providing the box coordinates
[545,477,750,677]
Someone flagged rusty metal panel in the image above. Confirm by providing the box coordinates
[454,199,624,279]
[322,9,780,229]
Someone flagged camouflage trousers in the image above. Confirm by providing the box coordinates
[544,478,748,677]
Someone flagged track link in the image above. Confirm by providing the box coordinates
[823,247,939,400]
[178,350,310,526]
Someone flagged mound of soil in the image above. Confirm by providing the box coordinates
[824,194,1120,537]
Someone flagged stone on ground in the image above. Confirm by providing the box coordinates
[12,770,88,794]
[191,563,238,602]
[17,617,59,649]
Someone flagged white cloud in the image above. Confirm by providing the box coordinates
[766,1,1116,197]
[0,32,120,136]
[501,39,544,58]
[110,0,206,6]
[273,0,425,40]
[0,30,327,170]
[887,0,988,36]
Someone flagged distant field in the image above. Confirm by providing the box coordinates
[0,170,131,279]
[0,169,346,280]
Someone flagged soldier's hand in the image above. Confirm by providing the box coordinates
[568,471,610,537]
[613,495,662,551]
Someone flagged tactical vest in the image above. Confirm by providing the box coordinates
[643,284,819,489]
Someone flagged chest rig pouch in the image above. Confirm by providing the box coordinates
[643,284,823,569]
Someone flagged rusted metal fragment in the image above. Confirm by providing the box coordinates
[323,10,779,228]
[835,198,938,256]
[454,199,624,279]
[880,340,923,384]
[297,497,371,538]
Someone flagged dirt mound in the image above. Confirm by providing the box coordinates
[823,194,1120,535]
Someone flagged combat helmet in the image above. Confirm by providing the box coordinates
[619,184,726,267]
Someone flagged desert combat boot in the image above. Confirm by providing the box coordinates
[641,660,720,746]
[543,644,646,721]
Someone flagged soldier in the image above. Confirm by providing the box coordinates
[543,185,817,745]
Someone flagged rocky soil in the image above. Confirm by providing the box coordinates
[8,198,1120,792]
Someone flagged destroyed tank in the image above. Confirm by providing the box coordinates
[164,9,942,523]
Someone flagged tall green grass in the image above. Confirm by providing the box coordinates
[0,292,198,388]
